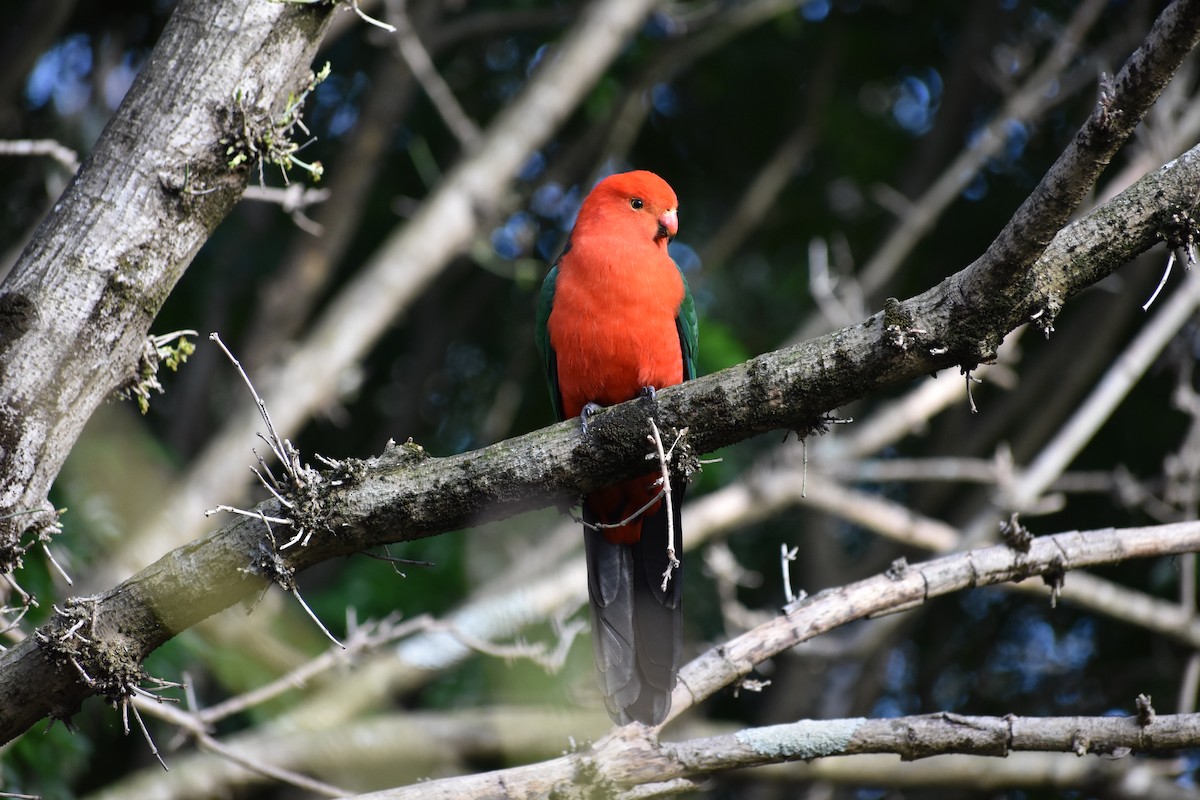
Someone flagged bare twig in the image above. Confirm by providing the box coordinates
[578,489,666,532]
[965,370,982,414]
[0,138,81,172]
[385,0,481,150]
[703,543,769,632]
[807,236,865,329]
[40,542,72,586]
[289,585,344,649]
[1144,249,1178,310]
[670,522,1200,721]
[242,183,330,210]
[203,505,293,526]
[855,0,1109,299]
[779,544,799,605]
[208,332,298,481]
[197,612,427,724]
[264,512,342,648]
[799,471,960,552]
[134,696,350,797]
[350,0,394,31]
[122,697,168,771]
[242,183,331,234]
[1004,268,1200,516]
[432,616,585,673]
[648,418,681,592]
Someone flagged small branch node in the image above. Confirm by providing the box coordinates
[885,557,910,580]
[733,677,772,696]
[962,368,983,413]
[999,512,1033,553]
[1042,555,1067,608]
[1136,693,1156,726]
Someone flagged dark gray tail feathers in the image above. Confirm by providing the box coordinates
[583,479,684,725]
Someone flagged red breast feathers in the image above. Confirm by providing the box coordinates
[547,171,684,420]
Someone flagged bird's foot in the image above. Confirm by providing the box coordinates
[580,402,603,435]
[638,386,658,401]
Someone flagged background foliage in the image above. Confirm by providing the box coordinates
[2,0,1199,797]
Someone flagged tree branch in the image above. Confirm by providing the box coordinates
[341,521,1200,798]
[673,523,1200,718]
[960,0,1200,308]
[667,710,1200,772]
[2,140,1199,743]
[385,0,482,150]
[856,0,1109,298]
[113,0,665,586]
[0,0,337,556]
[0,138,81,172]
[770,751,1187,797]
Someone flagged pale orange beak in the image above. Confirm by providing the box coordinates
[657,208,678,240]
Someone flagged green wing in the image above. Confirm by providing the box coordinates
[675,263,699,382]
[535,262,565,421]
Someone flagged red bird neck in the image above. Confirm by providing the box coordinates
[566,228,671,277]
[572,206,667,252]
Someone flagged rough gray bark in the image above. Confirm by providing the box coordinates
[0,0,337,556]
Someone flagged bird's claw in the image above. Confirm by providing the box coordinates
[580,402,603,436]
[581,390,655,435]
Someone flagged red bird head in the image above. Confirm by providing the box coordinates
[574,170,679,248]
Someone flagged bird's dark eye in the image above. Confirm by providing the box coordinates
[630,198,644,210]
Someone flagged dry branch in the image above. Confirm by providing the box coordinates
[342,521,1200,798]
[768,751,1186,796]
[670,711,1200,771]
[674,523,1200,717]
[2,140,1200,744]
[91,707,609,800]
[0,138,81,172]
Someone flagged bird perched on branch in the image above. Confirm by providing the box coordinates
[535,170,698,725]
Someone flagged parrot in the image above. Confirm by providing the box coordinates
[535,170,698,725]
